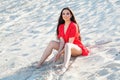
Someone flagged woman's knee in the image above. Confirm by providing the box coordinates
[49,40,59,49]
[65,43,72,49]
[49,40,56,46]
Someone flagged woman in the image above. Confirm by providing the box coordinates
[36,7,89,73]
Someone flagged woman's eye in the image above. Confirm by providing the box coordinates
[66,13,70,15]
[62,13,70,15]
[62,13,65,15]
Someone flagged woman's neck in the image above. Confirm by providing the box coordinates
[65,20,71,25]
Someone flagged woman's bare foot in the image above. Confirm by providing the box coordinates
[55,65,68,74]
[36,62,43,69]
[36,64,41,69]
[53,64,63,69]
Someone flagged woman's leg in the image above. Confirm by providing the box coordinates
[63,43,82,69]
[37,40,60,68]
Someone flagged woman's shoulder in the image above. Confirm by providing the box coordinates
[59,24,64,26]
[59,24,64,28]
[71,22,77,28]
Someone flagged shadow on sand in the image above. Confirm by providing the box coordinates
[1,57,77,80]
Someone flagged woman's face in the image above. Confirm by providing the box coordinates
[62,9,72,22]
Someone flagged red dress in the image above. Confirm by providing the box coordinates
[58,21,89,56]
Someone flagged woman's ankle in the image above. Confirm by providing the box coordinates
[36,61,43,69]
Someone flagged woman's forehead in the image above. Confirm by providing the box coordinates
[62,9,70,13]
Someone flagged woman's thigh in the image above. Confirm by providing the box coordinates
[66,43,82,57]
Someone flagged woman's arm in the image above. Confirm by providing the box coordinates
[68,23,77,43]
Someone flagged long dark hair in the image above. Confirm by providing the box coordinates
[56,7,81,40]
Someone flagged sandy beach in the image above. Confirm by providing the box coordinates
[0,0,120,80]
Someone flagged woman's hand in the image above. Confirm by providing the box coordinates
[54,49,64,62]
[54,53,61,62]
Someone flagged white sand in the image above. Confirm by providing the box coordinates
[0,0,120,80]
